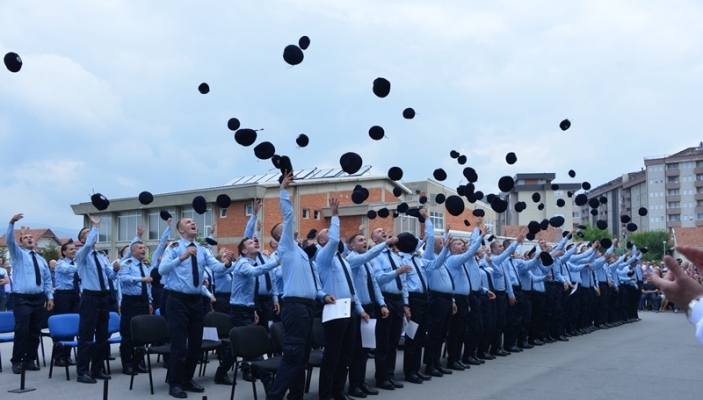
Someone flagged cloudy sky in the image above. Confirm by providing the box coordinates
[1,0,702,232]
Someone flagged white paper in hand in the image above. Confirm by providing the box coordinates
[322,298,351,323]
[203,327,218,341]
[405,320,419,339]
[570,283,579,296]
[360,319,377,349]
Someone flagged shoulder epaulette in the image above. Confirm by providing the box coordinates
[125,259,132,264]
[169,242,179,248]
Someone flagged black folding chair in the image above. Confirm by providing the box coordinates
[305,317,325,393]
[129,315,171,395]
[229,325,282,400]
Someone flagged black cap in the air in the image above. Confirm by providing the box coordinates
[397,202,409,214]
[551,184,559,191]
[3,52,22,73]
[627,223,638,232]
[192,196,207,215]
[159,210,172,221]
[340,152,363,175]
[91,193,110,211]
[596,220,607,230]
[638,207,648,216]
[532,192,541,203]
[198,82,210,94]
[206,237,218,246]
[498,176,515,192]
[472,209,485,217]
[254,141,276,160]
[138,191,153,205]
[403,108,415,119]
[582,182,591,191]
[590,209,598,216]
[589,198,600,209]
[463,167,478,183]
[227,118,241,131]
[559,119,571,131]
[568,169,576,178]
[436,193,446,204]
[216,194,231,209]
[298,36,310,50]
[433,168,447,181]
[445,195,465,216]
[283,44,304,66]
[372,77,391,98]
[367,210,377,220]
[393,187,403,197]
[556,199,565,207]
[457,155,467,165]
[307,229,318,239]
[505,152,517,165]
[600,238,612,249]
[296,134,309,148]
[620,215,631,224]
[419,196,428,204]
[549,216,565,228]
[234,128,257,147]
[396,232,419,254]
[388,167,403,181]
[464,219,470,226]
[378,208,390,218]
[599,196,607,204]
[574,194,588,206]
[538,203,545,211]
[369,125,385,140]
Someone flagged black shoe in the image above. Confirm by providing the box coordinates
[375,381,395,391]
[12,363,22,374]
[169,386,187,398]
[136,364,149,373]
[77,373,97,384]
[435,365,452,375]
[182,380,205,393]
[348,386,368,398]
[214,373,233,385]
[556,335,569,342]
[122,366,137,375]
[518,341,534,349]
[491,350,510,357]
[465,356,482,365]
[448,361,465,371]
[54,359,68,367]
[388,378,403,389]
[529,339,544,346]
[24,361,40,371]
[405,374,423,384]
[242,369,254,382]
[360,383,379,395]
[108,355,116,361]
[92,370,111,380]
[507,346,522,353]
[333,391,353,400]
[543,337,556,343]
[479,353,495,360]
[414,371,432,381]
[424,365,443,377]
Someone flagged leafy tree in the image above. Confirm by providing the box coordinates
[41,242,60,263]
[626,231,671,262]
[576,223,614,243]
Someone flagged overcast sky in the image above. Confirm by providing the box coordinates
[1,0,701,232]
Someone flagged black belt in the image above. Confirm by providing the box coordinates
[283,296,315,306]
[571,282,577,285]
[231,304,256,312]
[381,292,402,301]
[256,295,273,301]
[454,294,469,301]
[169,291,201,301]
[83,290,110,297]
[215,292,230,296]
[428,290,453,300]
[546,281,561,286]
[55,289,78,294]
[409,292,426,299]
[470,291,481,297]
[512,285,522,292]
[122,294,148,300]
[13,293,43,300]
[494,290,506,295]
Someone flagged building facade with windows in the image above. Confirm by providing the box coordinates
[70,167,493,259]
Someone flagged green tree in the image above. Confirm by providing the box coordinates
[626,231,671,262]
[41,241,60,263]
[577,223,615,244]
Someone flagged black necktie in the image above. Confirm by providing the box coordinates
[481,266,494,291]
[462,263,473,291]
[137,262,147,299]
[336,253,356,296]
[445,265,455,292]
[93,251,106,291]
[30,251,41,286]
[509,259,521,285]
[71,261,80,294]
[364,263,377,304]
[386,251,402,291]
[257,253,272,291]
[307,254,319,291]
[501,264,510,290]
[188,243,199,287]
[410,257,427,293]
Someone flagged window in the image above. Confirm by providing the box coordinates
[429,211,444,230]
[220,208,227,218]
[573,211,580,218]
[314,210,321,220]
[667,201,680,209]
[697,200,703,207]
[667,177,679,183]
[118,212,142,242]
[649,180,653,185]
[245,204,254,216]
[698,187,703,194]
[302,209,310,219]
[484,219,495,233]
[668,214,681,222]
[697,175,703,181]
[93,213,111,243]
[148,209,176,240]
[181,206,212,237]
[697,213,703,220]
[667,163,679,170]
[398,215,420,237]
[698,161,703,168]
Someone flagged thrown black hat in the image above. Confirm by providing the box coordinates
[532,192,541,203]
[574,194,588,206]
[206,237,218,246]
[627,223,638,232]
[378,208,390,218]
[351,190,366,204]
[419,196,428,204]
[367,210,377,220]
[450,150,460,159]
[192,196,207,214]
[227,118,240,131]
[549,216,565,228]
[526,232,536,241]
[466,192,477,204]
[638,207,648,216]
[393,210,400,218]
[296,134,309,147]
[589,198,600,209]
[567,191,573,197]
[397,202,409,214]
[582,182,591,191]
[396,232,419,254]
[599,238,612,249]
[372,77,391,98]
[159,210,172,221]
[278,155,293,175]
[498,176,515,192]
[464,219,470,226]
[457,185,466,196]
[388,167,403,181]
[138,191,153,205]
[599,196,608,204]
[283,44,304,65]
[515,201,526,213]
[486,193,496,203]
[463,167,478,183]
[540,252,554,266]
[538,203,545,211]
[472,209,485,217]
[551,184,560,191]
[621,215,631,224]
[562,230,570,238]
[254,141,276,160]
[596,220,607,230]
[393,187,403,197]
[576,231,585,238]
[405,208,425,223]
[433,168,447,181]
[486,235,495,242]
[491,197,508,213]
[457,155,467,165]
[641,247,649,254]
[216,194,231,209]
[540,219,550,231]
[556,199,565,207]
[306,229,318,239]
[298,36,310,50]
[626,241,633,249]
[568,169,576,178]
[559,119,571,131]
[3,52,22,73]
[505,152,517,165]
[475,191,484,200]
[340,152,363,174]
[445,195,465,216]
[234,128,257,146]
[91,193,110,211]
[198,82,209,94]
[436,193,446,204]
[369,125,385,140]
[590,209,598,216]
[528,221,541,234]
[403,108,415,119]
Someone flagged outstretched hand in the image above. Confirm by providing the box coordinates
[651,247,703,309]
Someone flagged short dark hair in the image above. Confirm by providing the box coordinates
[502,239,512,249]
[60,240,75,258]
[270,223,281,237]
[347,233,364,245]
[490,241,501,251]
[238,238,249,256]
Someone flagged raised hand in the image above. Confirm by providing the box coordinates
[254,198,263,214]
[137,225,145,238]
[10,213,23,224]
[330,197,340,216]
[651,247,703,309]
[280,170,294,190]
[88,213,101,226]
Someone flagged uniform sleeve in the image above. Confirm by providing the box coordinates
[421,219,435,260]
[42,260,53,300]
[279,189,296,253]
[76,227,98,264]
[5,224,22,262]
[244,214,257,239]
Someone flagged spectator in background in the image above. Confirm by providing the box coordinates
[639,278,660,312]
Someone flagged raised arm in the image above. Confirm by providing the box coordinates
[244,199,262,238]
[421,210,435,260]
[279,172,297,252]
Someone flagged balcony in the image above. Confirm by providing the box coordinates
[696,206,703,213]
[666,208,681,215]
[696,180,703,188]
[666,169,680,177]
[666,182,681,190]
[697,220,703,227]
[667,221,682,228]
[695,167,703,175]
[667,195,681,202]
[697,193,703,201]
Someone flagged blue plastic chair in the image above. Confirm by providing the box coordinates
[47,313,80,380]
[0,311,15,373]
[106,311,121,374]
[154,308,160,316]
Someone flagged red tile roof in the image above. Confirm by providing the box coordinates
[0,228,59,248]
[673,227,703,249]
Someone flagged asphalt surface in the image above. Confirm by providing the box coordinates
[0,310,701,400]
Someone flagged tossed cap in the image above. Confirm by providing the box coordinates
[296,134,309,147]
[234,128,258,147]
[227,118,240,131]
[402,108,415,119]
[505,152,517,165]
[159,210,172,221]
[559,119,571,131]
[436,193,446,204]
[372,77,391,98]
[198,82,210,94]
[445,195,465,216]
[138,191,153,205]
[3,52,22,73]
[192,196,207,214]
[369,125,385,140]
[216,194,231,209]
[498,176,515,192]
[340,152,363,175]
[298,36,310,50]
[596,220,607,230]
[91,193,110,211]
[388,166,403,181]
[254,141,276,160]
[283,44,304,66]
[433,168,447,181]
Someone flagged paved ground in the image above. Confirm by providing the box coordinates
[0,310,701,400]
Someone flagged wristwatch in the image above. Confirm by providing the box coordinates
[686,295,703,321]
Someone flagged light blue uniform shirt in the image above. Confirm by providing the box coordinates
[345,241,388,307]
[423,247,452,294]
[74,227,117,293]
[230,256,279,307]
[159,237,232,295]
[521,267,547,292]
[117,257,152,303]
[5,223,53,298]
[372,248,409,304]
[245,214,277,300]
[277,189,326,301]
[445,228,482,294]
[54,257,78,291]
